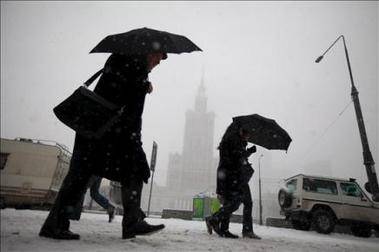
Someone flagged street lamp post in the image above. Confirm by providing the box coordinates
[258,154,264,225]
[315,35,379,202]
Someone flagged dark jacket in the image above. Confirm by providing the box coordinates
[216,124,255,197]
[73,54,151,184]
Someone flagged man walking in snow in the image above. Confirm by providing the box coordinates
[39,52,167,240]
[206,124,261,239]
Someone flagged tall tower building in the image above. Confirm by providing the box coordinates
[165,78,217,209]
[180,82,216,193]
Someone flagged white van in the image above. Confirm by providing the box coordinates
[0,138,71,208]
[278,174,379,237]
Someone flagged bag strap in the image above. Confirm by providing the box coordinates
[83,68,104,87]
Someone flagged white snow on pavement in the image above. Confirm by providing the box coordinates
[1,209,378,252]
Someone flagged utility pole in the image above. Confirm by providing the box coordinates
[315,35,379,201]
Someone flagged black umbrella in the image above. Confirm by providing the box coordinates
[90,27,202,56]
[232,114,292,151]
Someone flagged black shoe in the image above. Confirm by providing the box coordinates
[205,216,222,236]
[242,231,261,239]
[122,221,165,239]
[205,216,213,234]
[108,206,115,223]
[221,230,239,239]
[39,228,80,240]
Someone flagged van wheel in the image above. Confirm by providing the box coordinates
[292,220,311,231]
[312,209,335,234]
[278,189,292,208]
[351,223,372,238]
[374,226,379,238]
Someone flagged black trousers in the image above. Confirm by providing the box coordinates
[40,144,145,232]
[212,183,253,233]
[121,174,146,229]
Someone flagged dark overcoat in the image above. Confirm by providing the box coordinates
[72,54,151,184]
[216,124,254,198]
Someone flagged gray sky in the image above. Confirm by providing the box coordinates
[1,1,378,187]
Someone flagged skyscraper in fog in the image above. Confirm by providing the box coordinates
[166,80,217,209]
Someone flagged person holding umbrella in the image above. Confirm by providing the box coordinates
[206,124,261,239]
[206,114,292,239]
[39,28,201,240]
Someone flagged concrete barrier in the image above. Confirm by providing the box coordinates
[161,209,244,223]
[162,209,193,220]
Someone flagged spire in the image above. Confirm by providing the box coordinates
[200,66,205,88]
[195,70,207,113]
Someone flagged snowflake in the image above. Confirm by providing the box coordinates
[152,41,161,50]
[217,170,226,180]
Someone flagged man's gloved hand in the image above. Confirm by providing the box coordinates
[247,145,257,155]
[140,165,151,184]
[132,140,151,184]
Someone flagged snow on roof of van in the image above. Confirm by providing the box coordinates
[284,173,353,182]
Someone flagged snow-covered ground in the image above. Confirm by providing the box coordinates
[1,209,377,252]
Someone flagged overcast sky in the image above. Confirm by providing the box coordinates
[1,1,378,188]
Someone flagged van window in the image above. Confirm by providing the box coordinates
[286,179,297,192]
[303,178,338,195]
[0,153,9,170]
[340,182,362,197]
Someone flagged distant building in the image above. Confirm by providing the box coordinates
[164,81,217,210]
[166,153,182,190]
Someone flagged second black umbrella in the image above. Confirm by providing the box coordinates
[232,114,292,151]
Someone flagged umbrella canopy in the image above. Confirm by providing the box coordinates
[90,27,202,56]
[232,114,292,151]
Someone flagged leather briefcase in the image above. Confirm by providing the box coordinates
[53,69,124,138]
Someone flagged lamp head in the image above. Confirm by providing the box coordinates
[315,55,324,63]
